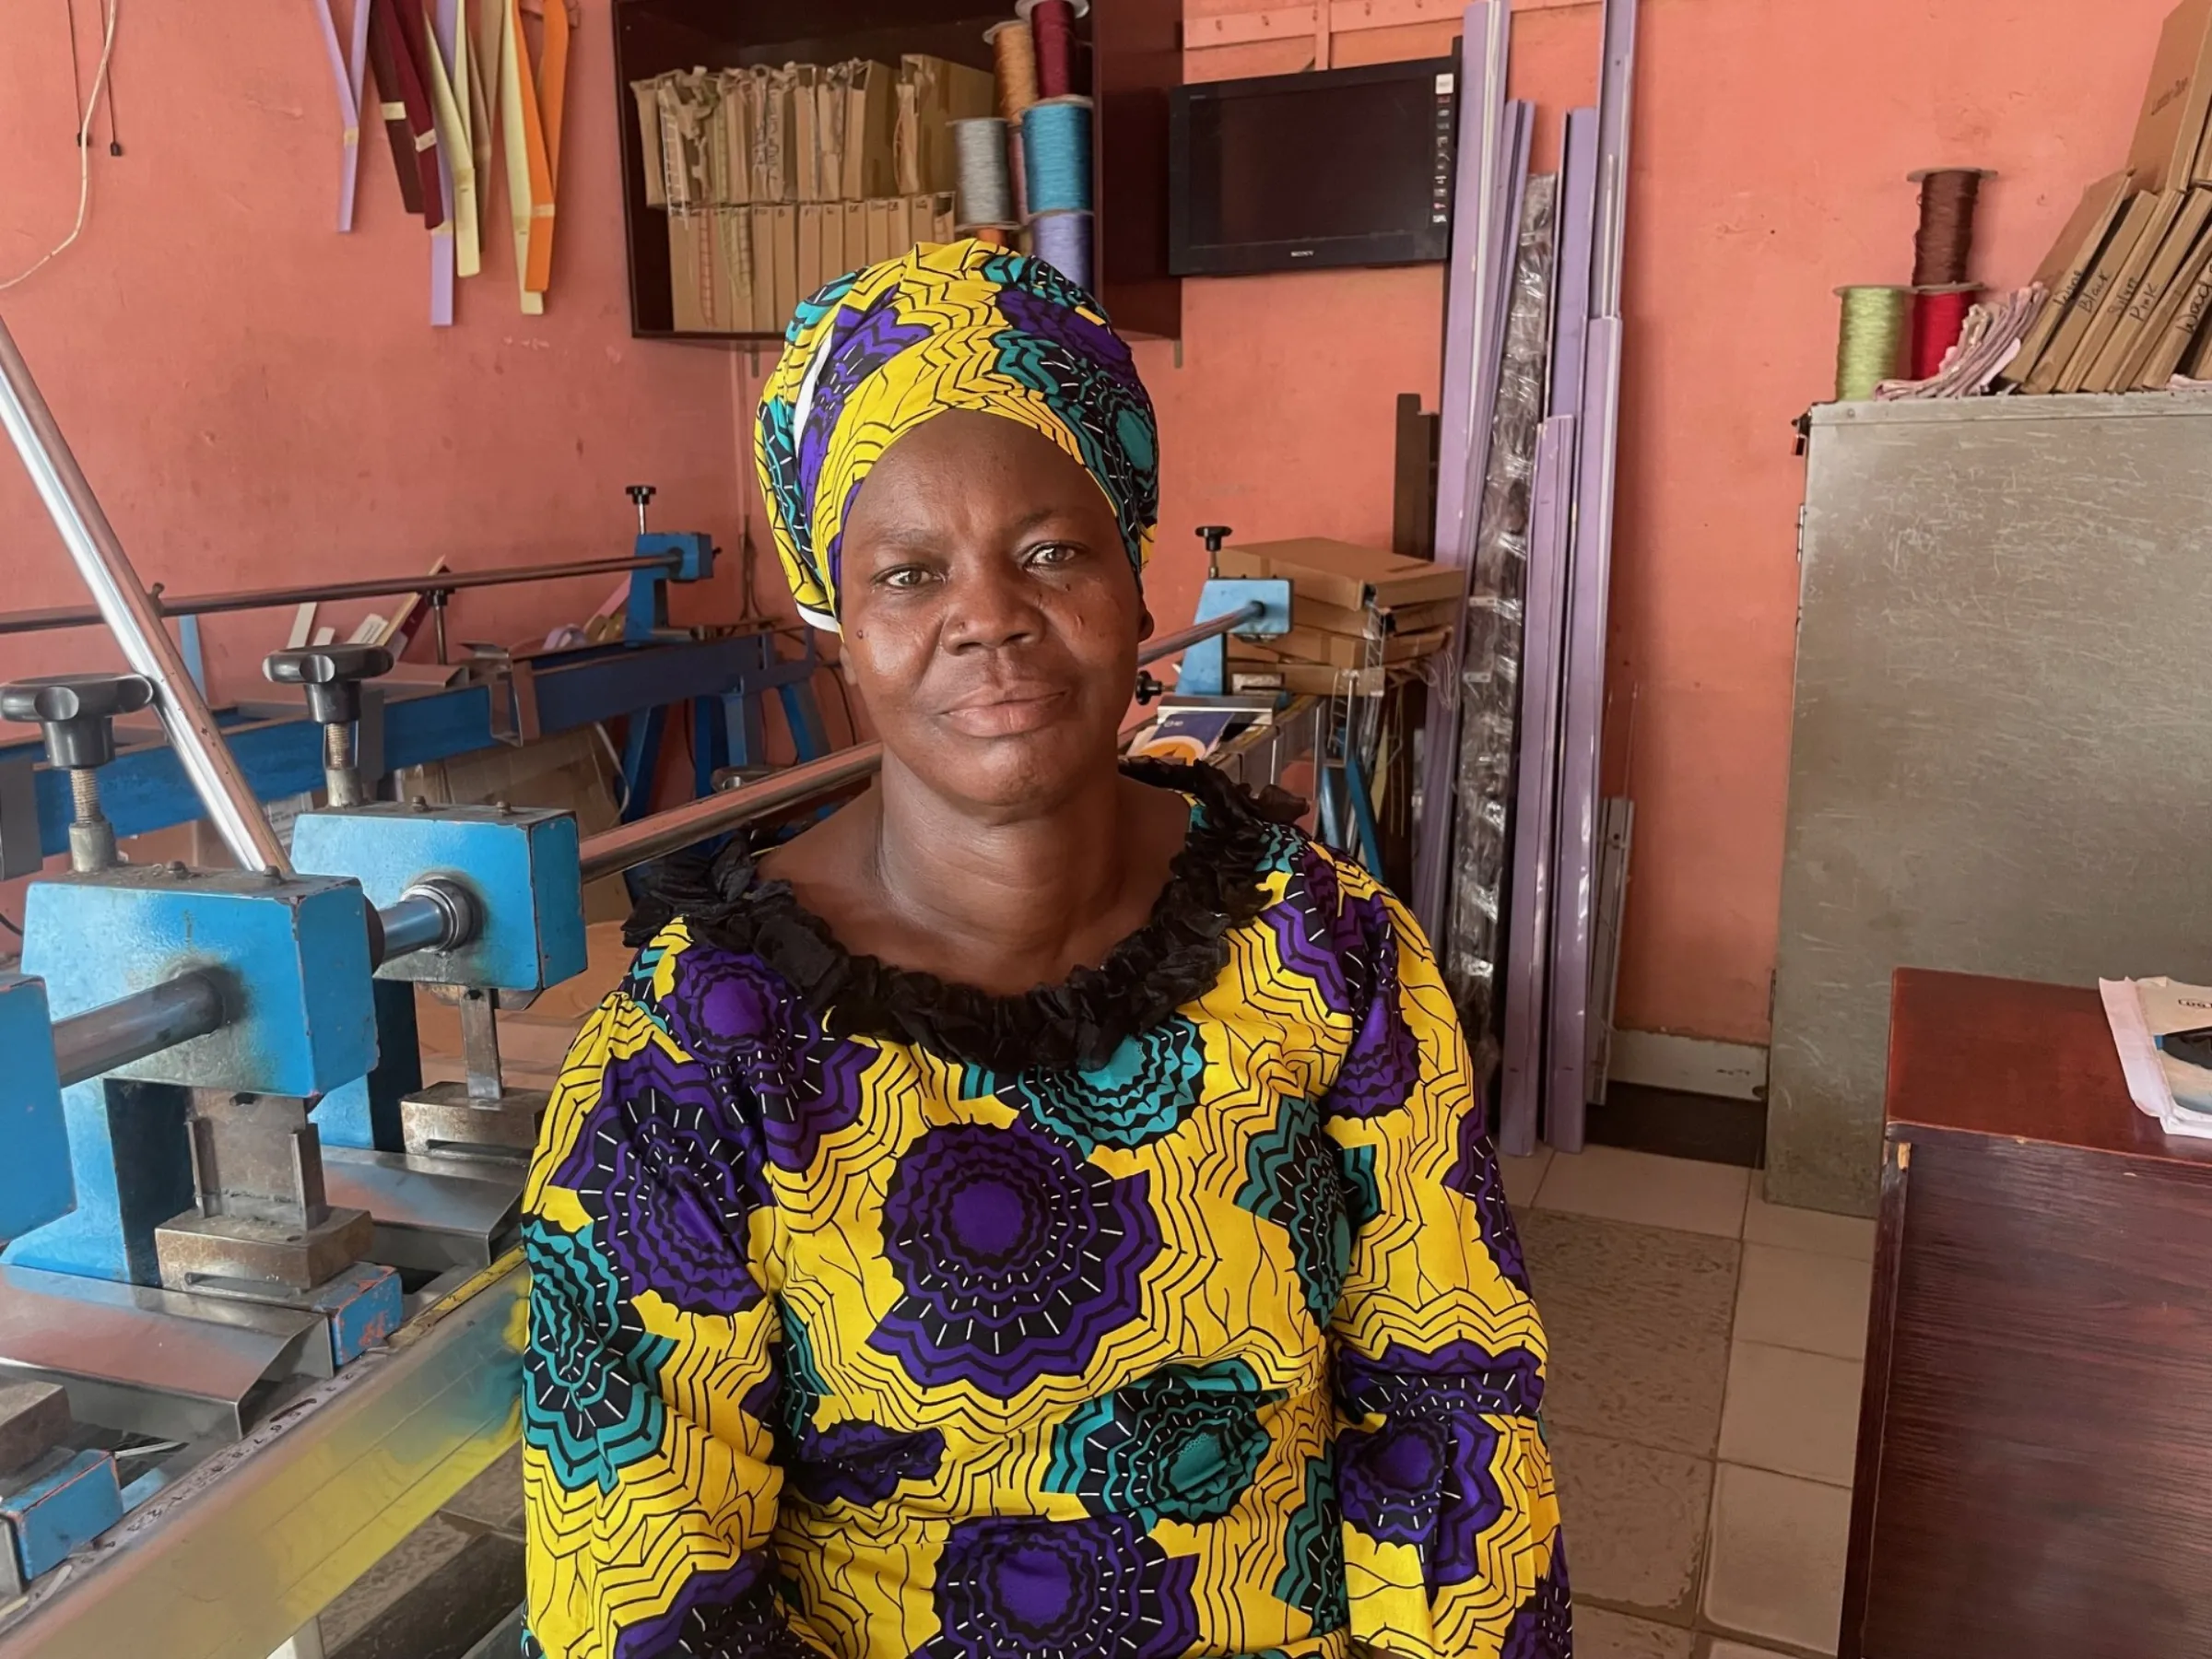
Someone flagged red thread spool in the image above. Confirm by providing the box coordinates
[1020,0,1084,99]
[1911,285,1980,379]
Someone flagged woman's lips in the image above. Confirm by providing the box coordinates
[938,685,1070,735]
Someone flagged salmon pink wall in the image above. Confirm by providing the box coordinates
[1,0,2183,1047]
[1158,0,2176,1046]
[0,0,760,704]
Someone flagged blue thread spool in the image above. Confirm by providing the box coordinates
[1020,96,1093,215]
[1030,208,1093,293]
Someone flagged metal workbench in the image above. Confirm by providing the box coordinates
[0,1254,523,1658]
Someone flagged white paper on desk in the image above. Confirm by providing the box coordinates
[2100,977,2212,1137]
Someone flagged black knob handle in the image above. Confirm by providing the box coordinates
[0,673,153,770]
[1195,524,1233,554]
[1134,669,1167,706]
[264,644,393,727]
[626,485,656,508]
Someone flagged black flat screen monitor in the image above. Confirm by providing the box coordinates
[1169,57,1458,276]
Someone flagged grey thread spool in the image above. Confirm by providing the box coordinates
[952,116,1016,229]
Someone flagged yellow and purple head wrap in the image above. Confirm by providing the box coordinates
[754,239,1159,632]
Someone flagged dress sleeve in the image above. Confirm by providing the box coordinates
[522,925,830,1659]
[1322,874,1569,1659]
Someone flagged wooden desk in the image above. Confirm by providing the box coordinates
[1843,969,2212,1659]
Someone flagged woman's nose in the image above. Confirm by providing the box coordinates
[942,561,1042,651]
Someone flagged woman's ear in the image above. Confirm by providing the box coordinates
[1137,606,1155,642]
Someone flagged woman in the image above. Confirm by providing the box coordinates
[523,241,1565,1659]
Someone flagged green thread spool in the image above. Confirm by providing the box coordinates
[1834,285,1912,400]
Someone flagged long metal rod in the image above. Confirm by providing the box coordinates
[51,969,229,1088]
[0,314,290,874]
[1138,599,1263,663]
[0,553,685,639]
[576,603,1267,882]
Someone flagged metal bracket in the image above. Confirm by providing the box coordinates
[625,533,716,644]
[0,759,40,882]
[1175,578,1293,699]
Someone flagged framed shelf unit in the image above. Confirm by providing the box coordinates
[612,0,1184,341]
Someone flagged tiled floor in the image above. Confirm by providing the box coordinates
[1505,1143,1877,1659]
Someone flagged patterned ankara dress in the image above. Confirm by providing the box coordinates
[523,763,1567,1659]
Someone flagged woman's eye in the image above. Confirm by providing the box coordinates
[1027,542,1080,568]
[879,565,934,590]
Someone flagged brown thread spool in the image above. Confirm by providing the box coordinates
[985,18,1039,122]
[1908,168,1994,288]
[1018,0,1086,100]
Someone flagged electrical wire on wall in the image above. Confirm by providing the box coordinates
[3,0,122,290]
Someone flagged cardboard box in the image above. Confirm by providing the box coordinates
[2129,0,2212,190]
[791,65,823,202]
[2089,186,2212,387]
[718,206,755,335]
[771,202,800,328]
[934,192,956,242]
[653,72,719,211]
[1216,537,1463,613]
[1228,659,1386,698]
[750,67,794,203]
[841,61,897,201]
[843,200,869,265]
[666,210,724,332]
[2057,188,2187,389]
[815,65,849,201]
[814,200,843,284]
[2123,219,2212,383]
[1269,624,1447,670]
[866,195,899,263]
[2026,192,2162,393]
[2137,229,2212,382]
[798,203,826,296]
[898,55,996,194]
[723,69,753,200]
[629,76,668,206]
[748,204,778,333]
[2003,172,2136,389]
[895,78,924,196]
[1288,592,1459,639]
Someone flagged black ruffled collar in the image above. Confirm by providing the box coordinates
[626,759,1304,1073]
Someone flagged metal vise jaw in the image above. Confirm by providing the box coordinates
[0,978,74,1247]
[293,804,586,1162]
[5,865,379,1291]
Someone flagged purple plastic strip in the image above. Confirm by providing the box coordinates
[1545,315,1621,1143]
[1497,413,1577,1157]
[1548,108,1597,421]
[1413,97,1529,943]
[314,0,371,232]
[1410,2,1514,943]
[429,0,460,326]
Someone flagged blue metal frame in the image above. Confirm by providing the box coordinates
[625,534,716,644]
[4,629,825,856]
[1176,579,1293,697]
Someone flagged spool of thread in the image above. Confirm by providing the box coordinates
[1910,285,1981,379]
[1833,285,1911,400]
[986,18,1040,122]
[1019,0,1086,99]
[1030,208,1093,292]
[969,225,1013,248]
[1907,168,1994,288]
[1008,128,1030,220]
[952,117,1016,227]
[1021,96,1093,214]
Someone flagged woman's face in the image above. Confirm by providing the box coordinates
[836,408,1151,814]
